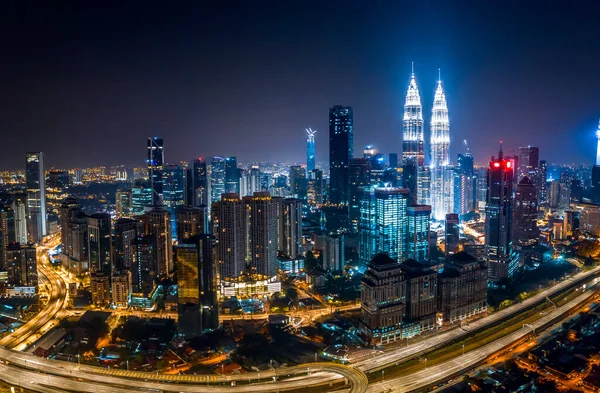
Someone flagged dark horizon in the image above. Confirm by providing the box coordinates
[1,1,600,170]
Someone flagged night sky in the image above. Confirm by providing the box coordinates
[1,1,600,170]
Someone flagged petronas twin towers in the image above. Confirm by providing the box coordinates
[402,67,451,220]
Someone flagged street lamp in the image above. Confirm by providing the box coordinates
[462,344,465,356]
[381,370,384,382]
[424,358,427,369]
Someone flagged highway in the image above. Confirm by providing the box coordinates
[0,239,598,393]
[367,281,600,392]
[0,244,68,349]
[353,264,600,372]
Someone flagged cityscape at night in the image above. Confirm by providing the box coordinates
[2,1,600,393]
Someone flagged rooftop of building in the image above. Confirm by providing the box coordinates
[400,259,436,276]
[368,253,399,270]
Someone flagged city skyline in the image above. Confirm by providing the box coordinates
[1,2,600,170]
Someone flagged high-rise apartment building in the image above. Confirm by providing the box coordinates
[212,194,245,280]
[25,152,46,243]
[0,204,15,270]
[329,105,354,206]
[111,270,132,309]
[307,169,324,207]
[176,235,218,339]
[406,205,431,263]
[90,271,110,304]
[10,192,28,245]
[485,147,516,280]
[243,192,279,278]
[131,235,155,294]
[176,206,208,241]
[279,198,302,259]
[143,206,173,276]
[322,233,344,273]
[114,218,141,270]
[87,213,112,273]
[147,137,164,205]
[6,243,37,288]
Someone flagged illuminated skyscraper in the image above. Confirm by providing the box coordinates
[225,156,240,194]
[538,159,548,206]
[591,120,600,204]
[289,165,307,200]
[307,169,324,207]
[177,235,218,339]
[485,146,517,280]
[131,181,152,215]
[6,243,38,288]
[429,74,451,220]
[25,152,46,243]
[279,198,303,259]
[348,158,371,231]
[374,187,410,262]
[114,218,140,270]
[444,213,459,257]
[147,137,164,206]
[454,147,476,218]
[402,68,424,167]
[163,164,186,239]
[212,194,245,279]
[512,177,539,248]
[87,213,112,273]
[192,158,210,207]
[176,206,208,241]
[210,157,226,203]
[115,189,133,218]
[406,205,431,263]
[329,105,354,205]
[143,206,173,276]
[306,128,316,172]
[517,146,539,183]
[243,192,279,277]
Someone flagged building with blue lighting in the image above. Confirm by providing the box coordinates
[406,205,431,263]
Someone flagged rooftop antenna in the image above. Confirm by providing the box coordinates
[438,68,441,83]
[411,61,414,76]
[499,140,504,159]
[463,139,470,153]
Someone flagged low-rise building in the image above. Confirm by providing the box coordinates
[437,252,488,324]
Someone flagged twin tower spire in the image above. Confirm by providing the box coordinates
[402,64,451,220]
